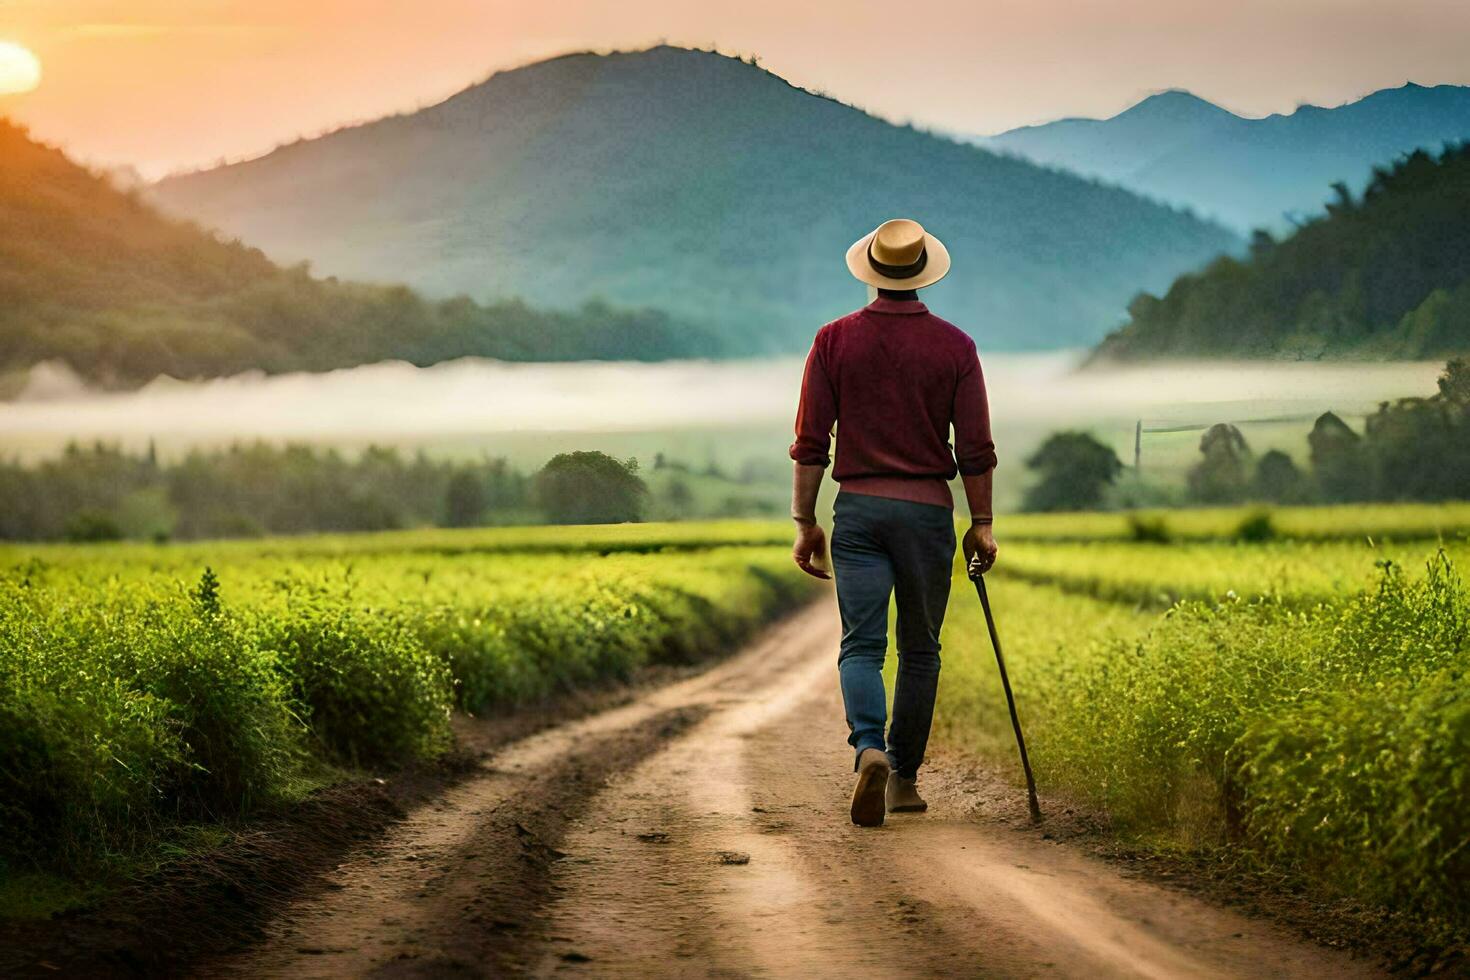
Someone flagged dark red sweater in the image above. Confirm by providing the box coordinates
[788,297,996,508]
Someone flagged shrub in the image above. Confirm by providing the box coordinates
[256,595,453,766]
[416,550,810,713]
[1238,670,1469,932]
[0,528,814,887]
[1036,554,1468,926]
[62,511,123,543]
[0,579,303,870]
[1233,510,1276,542]
[1126,513,1172,543]
[120,598,303,815]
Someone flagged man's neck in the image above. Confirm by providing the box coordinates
[877,288,919,301]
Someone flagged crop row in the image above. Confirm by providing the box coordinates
[0,541,817,886]
[993,538,1470,608]
[0,519,794,564]
[934,551,1468,940]
[1001,501,1470,543]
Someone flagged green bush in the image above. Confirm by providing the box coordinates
[258,596,453,766]
[62,511,123,543]
[116,600,302,816]
[1126,513,1172,543]
[1233,510,1277,542]
[1038,554,1468,925]
[1239,670,1468,932]
[416,551,808,713]
[0,528,815,888]
[0,580,303,870]
[0,670,179,869]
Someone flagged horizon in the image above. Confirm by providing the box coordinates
[3,0,1470,177]
[1,46,1457,181]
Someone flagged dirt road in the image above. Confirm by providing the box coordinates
[204,599,1383,979]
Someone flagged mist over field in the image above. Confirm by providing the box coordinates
[0,352,1443,467]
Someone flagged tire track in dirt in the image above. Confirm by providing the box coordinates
[208,598,1386,979]
[525,599,1385,979]
[199,605,837,978]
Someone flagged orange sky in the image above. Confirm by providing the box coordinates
[3,0,1470,177]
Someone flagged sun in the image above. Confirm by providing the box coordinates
[0,41,42,95]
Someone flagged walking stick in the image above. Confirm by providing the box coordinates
[968,555,1043,824]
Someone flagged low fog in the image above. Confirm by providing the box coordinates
[0,354,1445,460]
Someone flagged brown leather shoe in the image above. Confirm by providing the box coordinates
[886,772,928,813]
[850,748,891,827]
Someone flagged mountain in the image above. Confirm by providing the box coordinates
[981,83,1470,232]
[151,46,1236,352]
[985,90,1239,191]
[1090,145,1470,361]
[0,120,710,393]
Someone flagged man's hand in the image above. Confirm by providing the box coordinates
[962,523,999,576]
[793,523,832,580]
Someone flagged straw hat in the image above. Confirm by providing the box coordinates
[845,218,951,290]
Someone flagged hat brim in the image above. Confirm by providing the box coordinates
[846,230,951,290]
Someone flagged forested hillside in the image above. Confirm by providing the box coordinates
[0,121,714,392]
[1092,145,1470,360]
[152,46,1236,351]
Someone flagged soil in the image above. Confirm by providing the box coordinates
[1,599,1426,978]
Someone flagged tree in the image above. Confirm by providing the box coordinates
[1308,412,1365,502]
[1325,180,1355,218]
[444,471,488,528]
[1362,389,1469,501]
[1095,144,1470,361]
[1021,432,1122,512]
[1251,450,1308,503]
[0,441,541,541]
[1187,423,1250,504]
[534,452,647,524]
[63,511,123,542]
[663,477,694,515]
[1439,357,1470,405]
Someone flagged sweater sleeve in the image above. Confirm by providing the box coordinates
[788,333,837,468]
[953,341,997,476]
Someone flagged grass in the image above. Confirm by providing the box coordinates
[930,578,1154,761]
[0,518,795,563]
[8,502,1469,946]
[927,519,1470,947]
[996,538,1470,608]
[0,524,818,910]
[1001,501,1470,544]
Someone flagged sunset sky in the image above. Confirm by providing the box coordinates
[3,0,1470,177]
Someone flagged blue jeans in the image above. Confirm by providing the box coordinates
[830,491,955,780]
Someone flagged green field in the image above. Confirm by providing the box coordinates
[932,505,1469,944]
[4,504,1468,945]
[1002,500,1470,543]
[0,523,818,910]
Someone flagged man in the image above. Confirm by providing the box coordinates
[789,218,999,828]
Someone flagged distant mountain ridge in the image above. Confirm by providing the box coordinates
[980,83,1470,231]
[152,46,1236,352]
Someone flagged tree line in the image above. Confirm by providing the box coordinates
[0,444,650,541]
[1093,144,1470,360]
[1024,359,1469,510]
